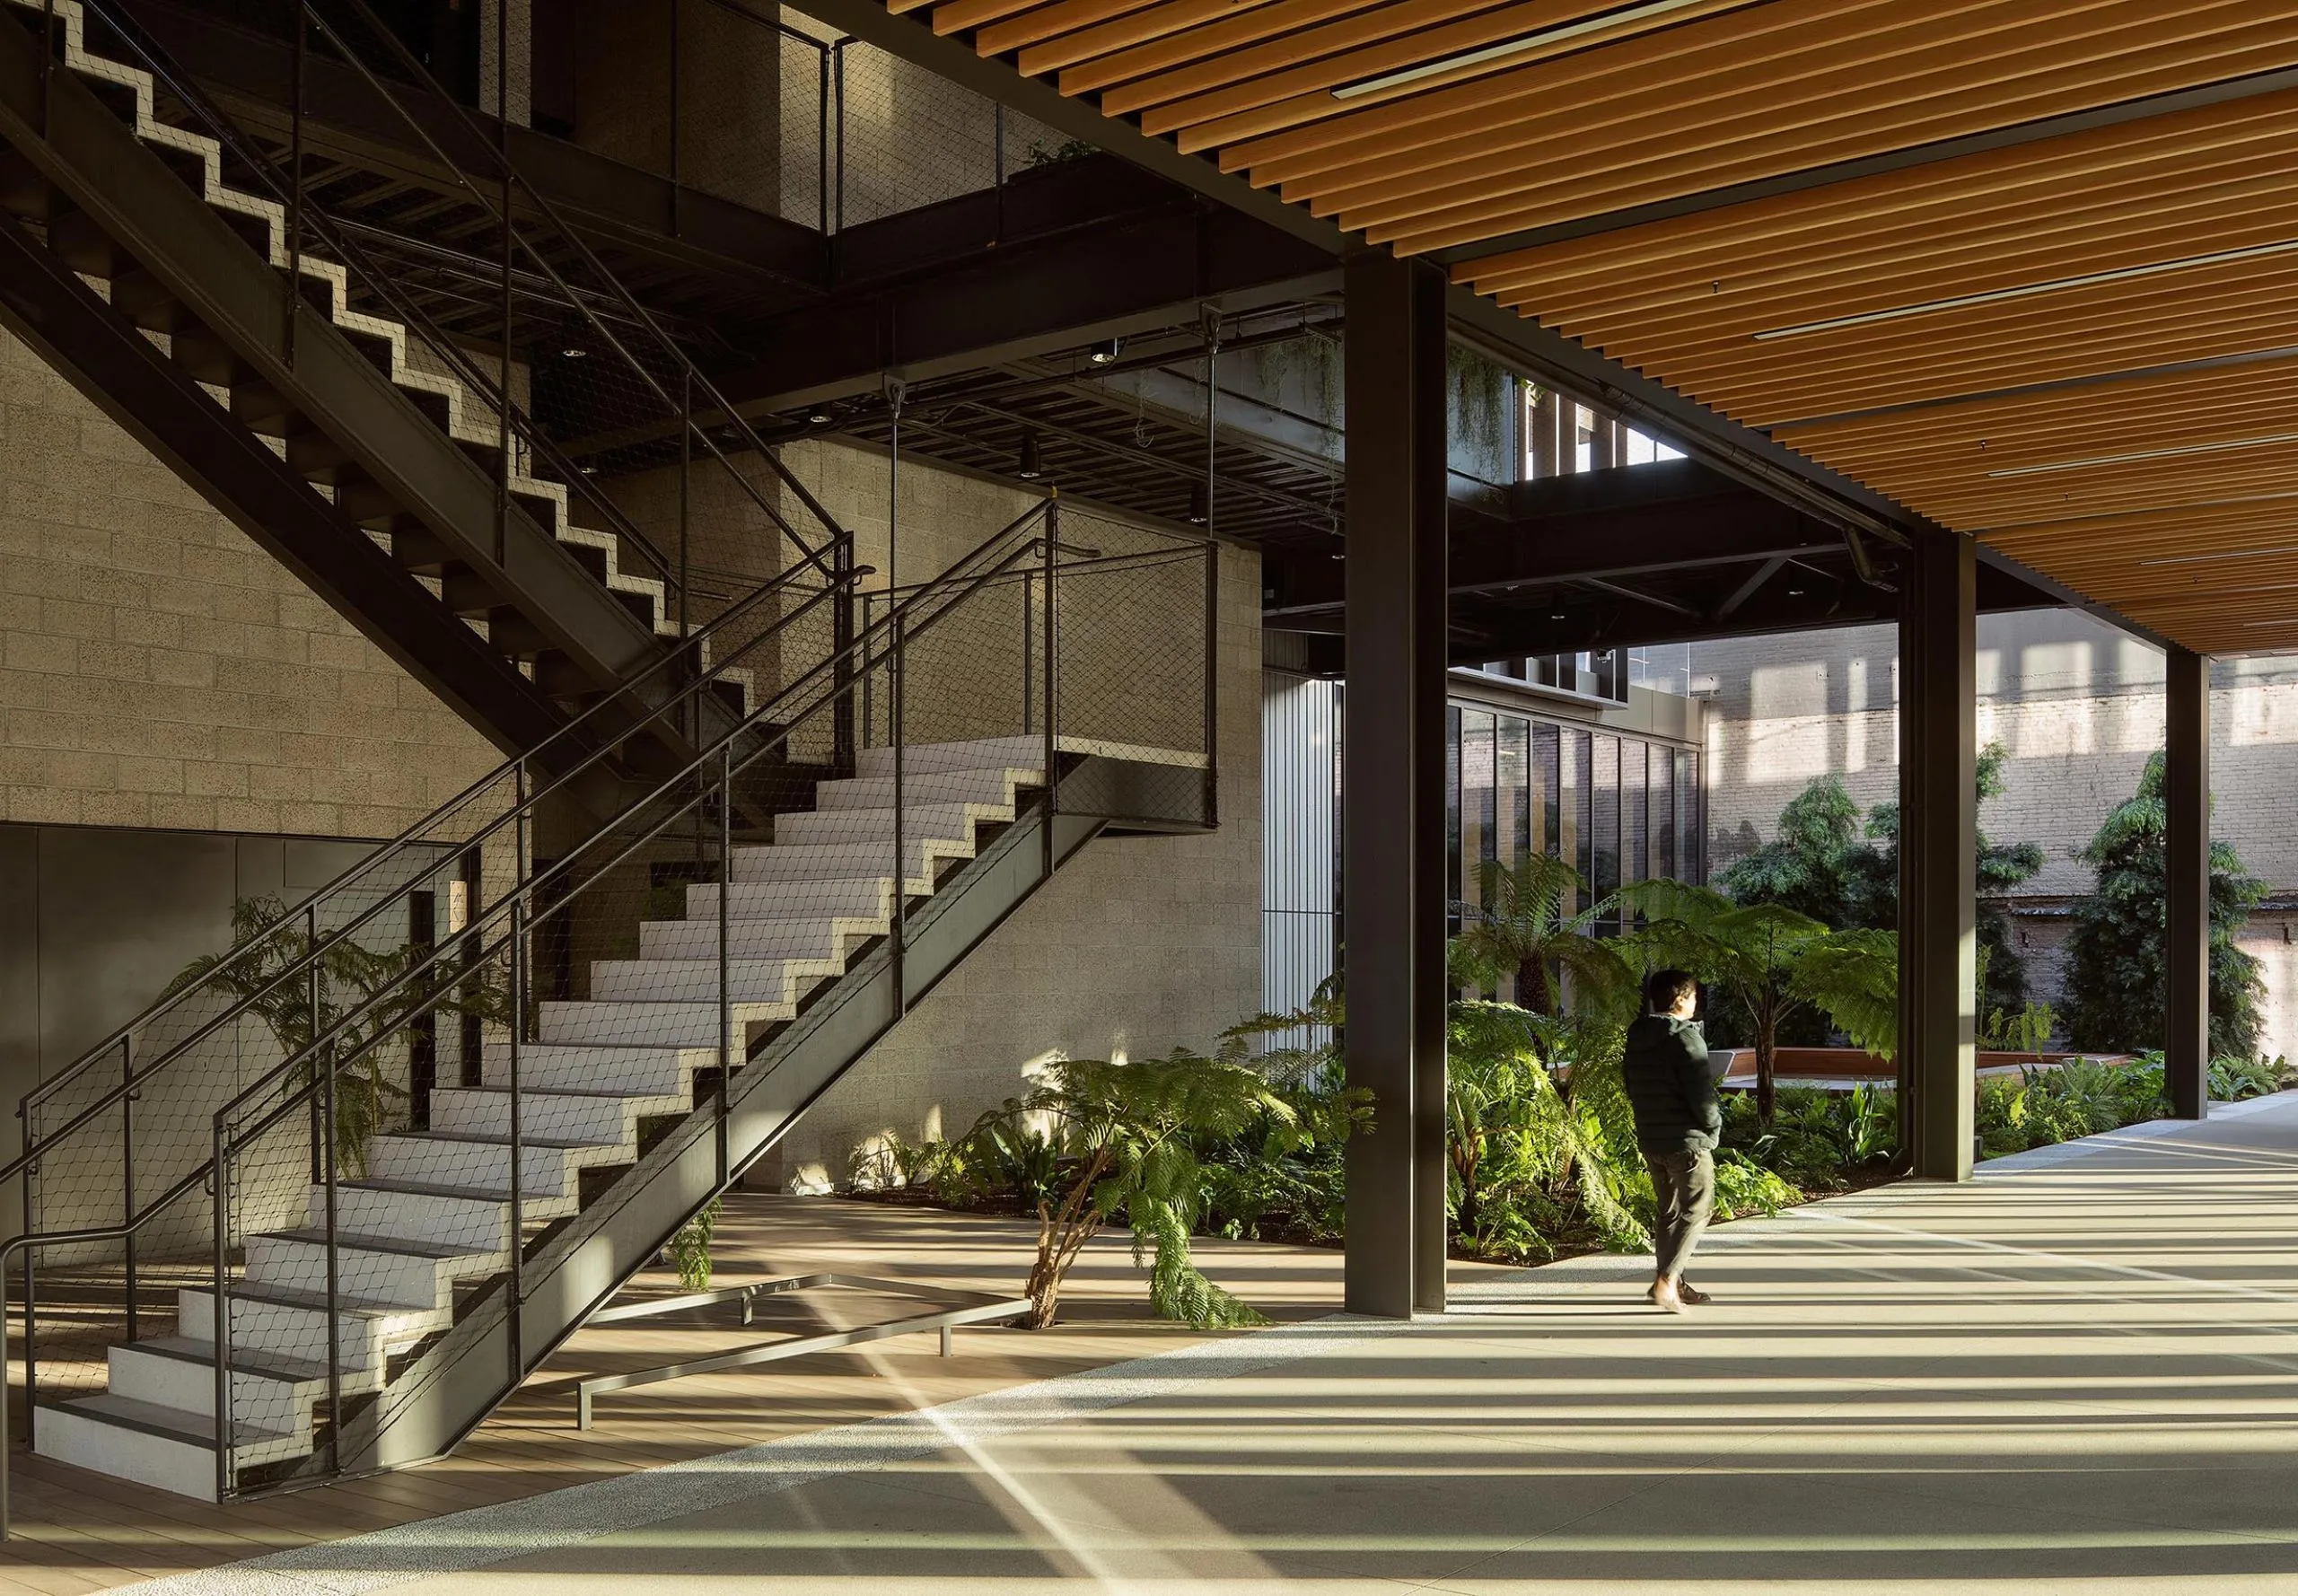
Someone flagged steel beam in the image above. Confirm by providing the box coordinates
[714,208,1336,418]
[2165,647,2212,1119]
[1899,532,1978,1181]
[1342,251,1448,1318]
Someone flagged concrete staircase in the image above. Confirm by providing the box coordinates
[33,737,1067,1498]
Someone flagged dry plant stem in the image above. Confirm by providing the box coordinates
[1023,1147,1112,1329]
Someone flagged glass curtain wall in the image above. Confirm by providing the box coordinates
[1260,674,1704,1038]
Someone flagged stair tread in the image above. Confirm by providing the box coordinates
[118,1336,333,1385]
[261,1226,501,1261]
[45,1393,298,1450]
[204,1281,432,1319]
[375,1129,623,1151]
[339,1176,518,1204]
[436,1083,682,1101]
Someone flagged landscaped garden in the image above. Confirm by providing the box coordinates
[838,743,2295,1329]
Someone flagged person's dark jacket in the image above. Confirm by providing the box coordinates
[1622,1013,1722,1154]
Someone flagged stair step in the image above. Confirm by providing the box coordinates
[814,767,1039,811]
[638,916,860,962]
[246,1226,504,1308]
[329,1180,513,1251]
[772,802,1004,848]
[110,1336,353,1422]
[589,955,841,1004]
[430,1084,680,1142]
[477,1043,715,1095]
[364,1132,610,1198]
[684,878,894,920]
[537,997,788,1047]
[731,839,967,887]
[855,738,1057,779]
[46,1391,301,1449]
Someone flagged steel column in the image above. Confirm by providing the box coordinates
[1341,252,1448,1317]
[1898,531,1977,1181]
[2165,647,2212,1120]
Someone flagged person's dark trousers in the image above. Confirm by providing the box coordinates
[1645,1147,1715,1284]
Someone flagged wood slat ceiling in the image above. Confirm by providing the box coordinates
[890,0,2298,652]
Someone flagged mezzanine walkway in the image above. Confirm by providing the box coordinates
[122,1093,2298,1594]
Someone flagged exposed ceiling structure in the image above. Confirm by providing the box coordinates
[822,0,2298,657]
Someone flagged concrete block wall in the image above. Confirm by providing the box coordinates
[747,439,1264,1189]
[0,328,501,837]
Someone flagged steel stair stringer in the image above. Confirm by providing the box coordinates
[0,204,589,774]
[333,790,1121,1477]
[0,5,677,709]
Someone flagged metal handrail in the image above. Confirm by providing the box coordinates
[0,1160,215,1539]
[10,558,856,1175]
[215,504,1066,1143]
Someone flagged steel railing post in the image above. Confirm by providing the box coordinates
[1202,317,1221,827]
[505,765,526,1388]
[1042,498,1057,878]
[308,907,324,1188]
[816,45,829,236]
[19,1155,33,1451]
[718,746,733,1184]
[212,1119,232,1500]
[888,381,906,1016]
[285,5,305,364]
[833,41,846,234]
[119,1038,136,1343]
[320,984,341,1479]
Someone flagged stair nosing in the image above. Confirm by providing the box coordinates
[42,1393,298,1451]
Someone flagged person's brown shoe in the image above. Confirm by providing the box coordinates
[1647,1279,1685,1313]
[1677,1280,1713,1306]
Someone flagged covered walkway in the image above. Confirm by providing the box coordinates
[125,1094,2298,1594]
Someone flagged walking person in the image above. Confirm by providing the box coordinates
[1622,968,1720,1312]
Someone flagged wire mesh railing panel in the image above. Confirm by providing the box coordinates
[833,39,998,229]
[1050,511,1212,764]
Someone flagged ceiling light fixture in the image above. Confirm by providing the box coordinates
[1188,482,1209,525]
[1016,434,1045,480]
[561,346,588,359]
[1088,338,1125,366]
[1331,0,1710,101]
[1754,237,2298,341]
[808,409,834,425]
[1985,429,2298,479]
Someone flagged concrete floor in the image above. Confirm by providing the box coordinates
[128,1093,2298,1593]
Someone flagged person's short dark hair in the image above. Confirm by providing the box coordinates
[1646,969,1698,1014]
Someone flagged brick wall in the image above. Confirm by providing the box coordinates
[0,328,501,839]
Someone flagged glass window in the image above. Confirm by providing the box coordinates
[1498,715,1531,866]
[1677,749,1700,884]
[1566,730,1590,913]
[1536,723,1560,859]
[1461,710,1494,910]
[1445,706,1462,932]
[1626,740,1649,890]
[1592,735,1619,925]
[1653,746,1677,881]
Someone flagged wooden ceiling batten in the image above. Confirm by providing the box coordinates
[973,0,1171,56]
[1366,14,2298,250]
[1462,90,2298,295]
[1083,0,1519,109]
[1290,0,2176,213]
[861,0,2298,653]
[1560,243,2298,388]
[1018,0,1296,80]
[1128,0,1757,138]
